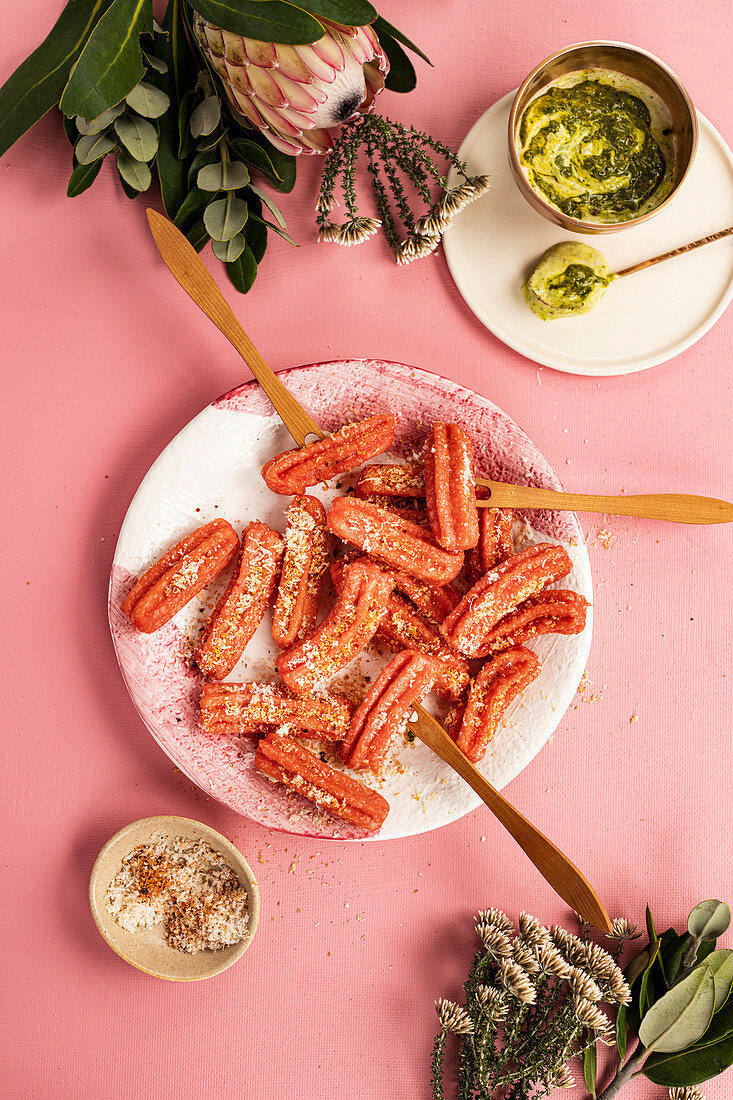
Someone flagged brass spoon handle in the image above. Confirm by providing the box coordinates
[614,225,733,278]
[145,208,323,447]
[414,707,612,933]
[146,209,612,930]
[475,480,733,525]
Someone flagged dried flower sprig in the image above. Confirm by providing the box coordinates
[316,114,490,263]
[431,909,629,1100]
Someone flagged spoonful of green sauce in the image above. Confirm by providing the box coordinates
[524,227,733,321]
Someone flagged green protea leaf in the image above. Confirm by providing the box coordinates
[189,1,324,45]
[226,244,258,292]
[0,0,113,157]
[67,157,104,196]
[60,0,153,122]
[150,0,199,218]
[292,1,376,25]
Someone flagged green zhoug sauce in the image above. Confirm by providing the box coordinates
[518,75,673,222]
[523,242,614,321]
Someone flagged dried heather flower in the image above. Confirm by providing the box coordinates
[568,966,603,1003]
[604,964,632,1006]
[476,921,513,958]
[414,211,449,237]
[435,998,474,1035]
[669,1088,706,1100]
[498,958,536,1005]
[573,996,609,1032]
[328,217,381,246]
[534,942,571,979]
[519,912,551,947]
[551,925,588,962]
[477,908,514,936]
[552,1066,576,1089]
[580,942,631,1004]
[609,917,640,940]
[318,224,341,243]
[512,940,541,975]
[474,984,508,1017]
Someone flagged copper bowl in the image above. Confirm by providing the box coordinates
[508,41,698,234]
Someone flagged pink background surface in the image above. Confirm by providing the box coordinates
[2,2,732,1098]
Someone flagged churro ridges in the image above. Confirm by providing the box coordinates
[481,589,588,656]
[441,543,573,658]
[200,681,351,740]
[342,650,441,771]
[276,557,394,694]
[195,521,284,680]
[330,562,470,702]
[261,414,395,495]
[326,496,464,585]
[424,423,479,552]
[272,495,329,648]
[453,647,541,763]
[467,501,514,584]
[354,462,425,499]
[256,730,390,832]
[122,519,239,634]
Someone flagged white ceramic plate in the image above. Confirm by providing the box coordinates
[109,360,592,840]
[443,92,733,375]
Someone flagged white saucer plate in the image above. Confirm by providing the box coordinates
[443,92,733,375]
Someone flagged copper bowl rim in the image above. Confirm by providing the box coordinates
[507,40,699,234]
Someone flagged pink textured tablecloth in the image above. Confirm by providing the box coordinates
[2,2,731,1098]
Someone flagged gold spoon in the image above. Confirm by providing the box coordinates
[145,207,612,931]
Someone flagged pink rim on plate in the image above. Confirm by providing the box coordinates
[109,360,592,840]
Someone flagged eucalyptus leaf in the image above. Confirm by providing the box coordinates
[190,0,323,45]
[197,160,249,191]
[646,904,658,946]
[75,131,116,164]
[226,244,258,293]
[638,966,716,1053]
[75,102,125,135]
[644,1006,733,1088]
[705,950,733,1011]
[63,112,78,148]
[583,1039,597,1098]
[190,96,220,138]
[117,149,152,190]
[67,157,103,196]
[372,15,432,66]
[114,113,158,160]
[196,130,225,152]
[658,930,691,988]
[212,233,245,262]
[203,195,248,241]
[125,80,169,118]
[0,0,113,157]
[688,901,731,941]
[188,148,219,188]
[230,135,296,192]
[60,0,153,123]
[247,183,285,228]
[375,28,416,93]
[118,173,140,199]
[143,53,168,74]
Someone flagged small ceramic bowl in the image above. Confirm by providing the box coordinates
[508,41,698,234]
[89,815,260,981]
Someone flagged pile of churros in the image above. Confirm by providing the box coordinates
[121,414,588,832]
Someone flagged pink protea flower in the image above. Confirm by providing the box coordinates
[192,13,388,155]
